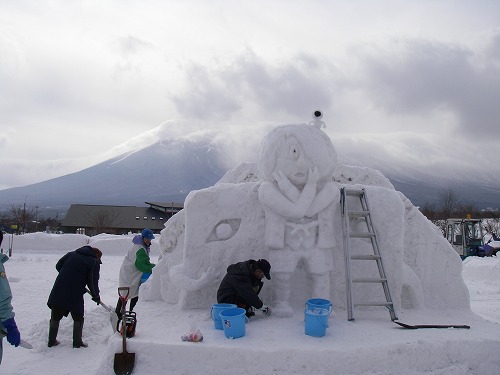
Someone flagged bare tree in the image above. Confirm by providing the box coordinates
[438,188,461,218]
[457,201,479,218]
[84,208,120,235]
[420,201,437,220]
[10,204,37,233]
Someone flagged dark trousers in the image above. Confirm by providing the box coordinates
[51,305,84,323]
[218,295,255,317]
[115,296,138,321]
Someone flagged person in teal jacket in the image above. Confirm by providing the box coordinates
[0,231,21,364]
[115,229,156,327]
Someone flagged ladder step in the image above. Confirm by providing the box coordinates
[348,210,370,218]
[350,232,375,238]
[341,186,398,322]
[353,278,387,283]
[351,255,381,260]
[354,302,394,307]
[344,189,365,197]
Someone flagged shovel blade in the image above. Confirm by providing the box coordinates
[114,352,135,375]
[110,311,119,332]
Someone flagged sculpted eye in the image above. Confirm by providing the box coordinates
[289,144,299,160]
[207,219,242,243]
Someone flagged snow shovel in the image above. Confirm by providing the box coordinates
[1,329,33,349]
[114,287,135,375]
[85,288,119,332]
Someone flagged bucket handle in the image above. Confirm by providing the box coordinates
[210,306,215,321]
[304,309,329,329]
[305,302,332,314]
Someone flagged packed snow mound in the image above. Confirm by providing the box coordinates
[3,235,500,375]
[142,122,470,318]
[11,232,161,257]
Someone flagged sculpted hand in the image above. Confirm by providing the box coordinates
[274,170,293,192]
[200,265,220,285]
[307,167,320,184]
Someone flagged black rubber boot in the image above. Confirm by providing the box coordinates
[48,319,60,347]
[115,299,123,321]
[72,320,88,348]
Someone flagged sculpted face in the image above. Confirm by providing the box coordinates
[274,135,313,187]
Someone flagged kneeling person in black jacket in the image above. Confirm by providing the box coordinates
[217,259,271,317]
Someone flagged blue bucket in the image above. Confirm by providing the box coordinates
[211,303,237,330]
[219,308,248,339]
[304,307,330,337]
[305,298,332,313]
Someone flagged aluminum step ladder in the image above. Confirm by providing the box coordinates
[340,187,397,321]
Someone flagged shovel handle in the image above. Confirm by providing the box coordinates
[118,287,130,353]
[118,287,130,302]
[84,287,113,311]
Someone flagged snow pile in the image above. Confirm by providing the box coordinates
[10,232,161,257]
[2,233,500,375]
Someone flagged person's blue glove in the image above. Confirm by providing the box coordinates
[141,273,152,283]
[2,317,21,347]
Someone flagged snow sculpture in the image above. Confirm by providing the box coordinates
[309,110,326,129]
[141,115,470,319]
[257,124,339,317]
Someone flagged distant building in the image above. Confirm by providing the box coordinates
[61,201,183,236]
[481,207,499,212]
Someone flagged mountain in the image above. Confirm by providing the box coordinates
[389,174,500,209]
[0,137,228,217]
[365,163,500,210]
[0,135,499,218]
[337,147,500,210]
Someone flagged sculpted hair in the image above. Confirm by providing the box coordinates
[257,124,338,181]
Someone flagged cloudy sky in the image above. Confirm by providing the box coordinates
[1,0,499,190]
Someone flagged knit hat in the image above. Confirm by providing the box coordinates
[256,259,271,280]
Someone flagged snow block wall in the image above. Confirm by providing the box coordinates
[141,122,470,316]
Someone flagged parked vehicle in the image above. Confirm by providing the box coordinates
[445,218,485,259]
[445,218,500,259]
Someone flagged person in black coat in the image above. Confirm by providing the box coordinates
[47,245,102,348]
[217,259,272,317]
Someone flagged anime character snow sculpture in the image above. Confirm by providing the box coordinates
[144,112,470,319]
[258,123,340,317]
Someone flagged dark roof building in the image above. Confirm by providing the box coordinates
[61,202,183,236]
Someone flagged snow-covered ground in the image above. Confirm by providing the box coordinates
[1,233,500,375]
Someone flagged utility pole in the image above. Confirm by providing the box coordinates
[23,201,27,234]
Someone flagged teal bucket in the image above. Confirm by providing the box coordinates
[304,307,331,337]
[211,303,237,330]
[305,298,332,313]
[219,307,248,339]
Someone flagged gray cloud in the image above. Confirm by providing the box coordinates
[111,35,152,58]
[171,51,342,122]
[354,37,500,137]
[2,1,500,191]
